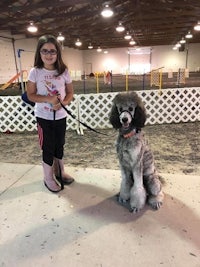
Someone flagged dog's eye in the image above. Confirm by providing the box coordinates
[119,107,123,112]
[128,107,133,112]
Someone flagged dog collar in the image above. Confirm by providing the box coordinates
[122,128,141,138]
[123,129,136,138]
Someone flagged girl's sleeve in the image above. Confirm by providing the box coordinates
[28,68,36,83]
[64,69,72,84]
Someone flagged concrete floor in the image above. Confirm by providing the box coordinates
[0,162,199,267]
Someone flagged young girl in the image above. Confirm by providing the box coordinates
[27,35,74,193]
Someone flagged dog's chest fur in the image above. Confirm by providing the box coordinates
[116,132,145,168]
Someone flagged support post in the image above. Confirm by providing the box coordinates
[17,49,25,93]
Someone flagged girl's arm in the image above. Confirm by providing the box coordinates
[60,82,74,106]
[27,80,58,105]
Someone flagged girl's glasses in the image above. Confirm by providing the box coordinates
[40,49,57,55]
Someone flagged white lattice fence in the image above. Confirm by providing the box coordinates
[137,88,200,124]
[0,95,79,132]
[0,96,36,132]
[78,88,200,132]
[0,88,199,133]
[78,92,118,133]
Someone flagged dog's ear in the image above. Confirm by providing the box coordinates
[109,104,121,129]
[133,105,147,128]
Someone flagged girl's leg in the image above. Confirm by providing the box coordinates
[53,118,74,185]
[53,158,74,185]
[37,117,54,166]
[37,117,61,192]
[43,161,61,192]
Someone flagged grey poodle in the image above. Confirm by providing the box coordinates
[109,91,164,212]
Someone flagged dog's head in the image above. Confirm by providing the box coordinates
[109,92,146,133]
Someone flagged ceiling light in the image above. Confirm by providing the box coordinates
[124,32,132,40]
[129,38,136,45]
[57,33,65,41]
[173,46,178,50]
[97,47,102,52]
[27,22,38,33]
[180,38,186,44]
[185,31,193,39]
[88,43,93,49]
[175,43,181,48]
[194,21,200,31]
[75,38,82,46]
[116,22,125,32]
[101,4,113,18]
[104,50,108,54]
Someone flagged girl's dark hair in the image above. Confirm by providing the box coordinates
[34,35,67,76]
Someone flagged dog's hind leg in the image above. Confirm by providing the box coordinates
[147,190,164,210]
[144,173,162,196]
[144,173,164,210]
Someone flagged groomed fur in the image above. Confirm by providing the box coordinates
[109,92,164,212]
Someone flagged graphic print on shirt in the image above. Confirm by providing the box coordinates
[44,80,58,96]
[42,80,59,112]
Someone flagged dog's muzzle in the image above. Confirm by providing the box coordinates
[119,111,132,128]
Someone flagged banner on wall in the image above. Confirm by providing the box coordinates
[127,47,152,74]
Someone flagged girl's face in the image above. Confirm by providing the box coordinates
[40,43,57,70]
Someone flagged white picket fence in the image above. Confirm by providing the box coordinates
[0,88,199,133]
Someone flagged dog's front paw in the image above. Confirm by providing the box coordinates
[118,195,128,204]
[130,206,140,213]
[129,203,145,213]
[130,186,146,213]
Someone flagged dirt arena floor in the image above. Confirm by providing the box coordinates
[0,121,199,176]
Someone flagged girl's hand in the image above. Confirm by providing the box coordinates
[46,94,57,104]
[53,102,61,110]
[46,95,61,110]
[53,95,62,110]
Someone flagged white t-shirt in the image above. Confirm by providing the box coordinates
[28,67,72,120]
